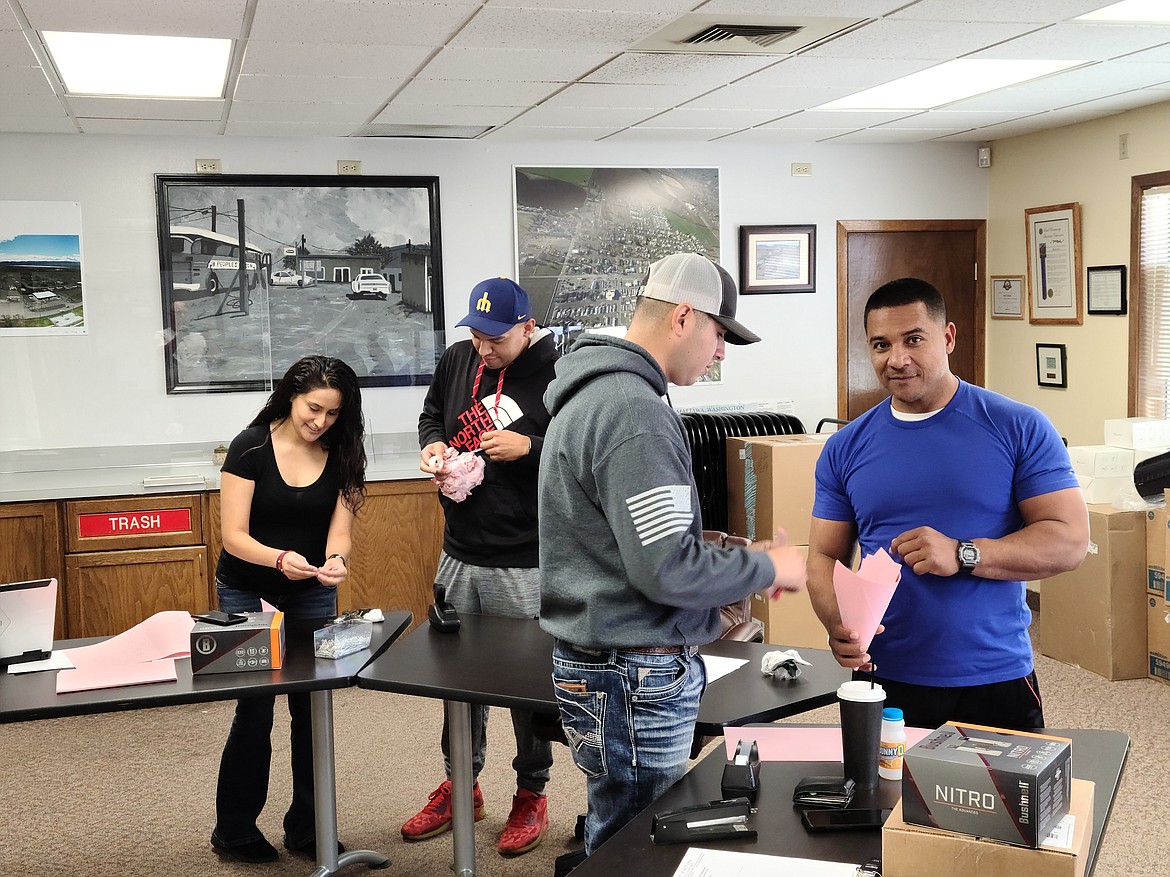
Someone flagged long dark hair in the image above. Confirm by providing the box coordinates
[250,356,367,513]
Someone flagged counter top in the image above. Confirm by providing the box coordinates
[0,436,428,504]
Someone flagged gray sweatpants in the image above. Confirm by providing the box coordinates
[435,551,553,793]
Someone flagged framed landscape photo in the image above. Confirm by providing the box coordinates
[989,275,1024,320]
[1087,264,1127,315]
[739,224,816,294]
[1025,202,1082,325]
[155,174,443,394]
[1036,343,1068,389]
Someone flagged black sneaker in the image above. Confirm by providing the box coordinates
[283,835,346,858]
[211,832,279,863]
[554,849,588,877]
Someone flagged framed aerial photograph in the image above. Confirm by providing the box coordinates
[738,224,816,294]
[1087,264,1127,315]
[155,174,443,394]
[1036,343,1068,388]
[989,275,1024,320]
[1025,202,1082,325]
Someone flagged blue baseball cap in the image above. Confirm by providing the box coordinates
[456,277,532,336]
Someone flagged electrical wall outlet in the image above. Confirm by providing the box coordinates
[337,160,362,175]
[195,158,222,174]
[791,162,812,177]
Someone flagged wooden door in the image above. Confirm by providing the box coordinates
[65,546,209,638]
[837,221,986,420]
[0,501,65,638]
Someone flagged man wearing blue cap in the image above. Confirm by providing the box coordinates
[407,277,558,856]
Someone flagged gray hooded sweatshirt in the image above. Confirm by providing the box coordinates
[538,334,776,649]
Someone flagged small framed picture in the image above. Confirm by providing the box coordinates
[1087,264,1127,315]
[990,275,1024,320]
[1036,343,1068,389]
[738,224,816,294]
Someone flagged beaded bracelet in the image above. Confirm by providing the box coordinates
[275,550,290,575]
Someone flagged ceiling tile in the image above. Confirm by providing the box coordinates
[22,0,248,38]
[223,119,358,137]
[0,30,39,65]
[373,103,524,126]
[760,109,919,129]
[451,7,676,51]
[699,1,903,14]
[509,104,656,128]
[250,1,473,47]
[718,125,861,143]
[735,56,934,89]
[970,23,1170,62]
[829,127,963,143]
[540,82,705,108]
[76,118,222,135]
[945,63,1170,112]
[486,125,626,141]
[607,126,734,141]
[0,113,76,133]
[684,85,855,112]
[486,0,693,10]
[420,46,613,81]
[0,66,54,95]
[889,0,1103,23]
[636,106,784,129]
[877,109,1042,129]
[394,78,561,106]
[229,100,374,124]
[233,74,397,104]
[66,97,225,121]
[584,52,779,87]
[803,19,1040,60]
[241,41,432,79]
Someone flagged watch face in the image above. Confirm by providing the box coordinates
[959,542,979,566]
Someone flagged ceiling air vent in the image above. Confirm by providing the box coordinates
[358,123,492,139]
[684,24,802,49]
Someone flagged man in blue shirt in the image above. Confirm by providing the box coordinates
[808,277,1088,729]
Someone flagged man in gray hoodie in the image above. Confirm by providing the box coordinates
[538,252,806,858]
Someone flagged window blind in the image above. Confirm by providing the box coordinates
[1137,183,1170,417]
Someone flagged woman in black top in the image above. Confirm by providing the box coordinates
[210,356,366,864]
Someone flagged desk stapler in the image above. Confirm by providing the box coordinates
[651,797,756,845]
[721,739,760,802]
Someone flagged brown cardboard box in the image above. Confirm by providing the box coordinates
[1040,505,1147,680]
[726,434,830,545]
[748,546,830,649]
[1147,506,1168,600]
[1149,598,1170,686]
[882,778,1094,877]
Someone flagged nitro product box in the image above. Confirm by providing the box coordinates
[190,611,285,674]
[902,723,1072,848]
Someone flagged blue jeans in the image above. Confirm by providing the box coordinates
[551,641,706,854]
[212,581,337,849]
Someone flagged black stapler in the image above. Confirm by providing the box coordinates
[427,583,460,633]
[721,739,760,802]
[652,797,756,845]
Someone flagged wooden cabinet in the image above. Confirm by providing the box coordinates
[62,495,208,638]
[0,501,65,638]
[206,480,442,630]
[65,546,208,638]
[345,481,443,631]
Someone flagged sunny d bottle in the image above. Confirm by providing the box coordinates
[878,707,906,780]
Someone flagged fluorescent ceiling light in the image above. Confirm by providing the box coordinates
[814,59,1083,111]
[1076,1,1170,23]
[42,32,231,99]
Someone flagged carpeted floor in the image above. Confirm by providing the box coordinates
[1,614,1167,877]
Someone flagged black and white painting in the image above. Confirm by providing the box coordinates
[0,200,87,337]
[156,174,443,394]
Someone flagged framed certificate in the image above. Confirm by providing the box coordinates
[1087,264,1127,315]
[990,275,1024,320]
[1025,203,1082,325]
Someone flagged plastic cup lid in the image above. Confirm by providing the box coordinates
[837,680,886,702]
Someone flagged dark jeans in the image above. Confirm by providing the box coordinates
[212,581,337,849]
[861,670,1044,731]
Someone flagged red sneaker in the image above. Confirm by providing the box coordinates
[400,780,485,841]
[497,788,548,856]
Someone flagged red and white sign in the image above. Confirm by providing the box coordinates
[78,508,192,538]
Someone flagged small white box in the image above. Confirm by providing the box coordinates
[1104,417,1170,450]
[1135,447,1170,467]
[1077,474,1132,504]
[1068,445,1134,478]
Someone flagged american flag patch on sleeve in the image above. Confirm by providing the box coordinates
[626,485,693,546]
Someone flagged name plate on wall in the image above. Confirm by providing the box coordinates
[78,509,192,538]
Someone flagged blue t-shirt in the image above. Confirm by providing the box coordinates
[813,380,1078,686]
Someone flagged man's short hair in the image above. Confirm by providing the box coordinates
[864,277,947,329]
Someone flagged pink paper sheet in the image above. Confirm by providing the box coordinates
[56,658,178,694]
[60,610,195,669]
[832,548,901,652]
[723,725,932,762]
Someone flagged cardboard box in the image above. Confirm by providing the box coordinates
[1104,416,1170,449]
[748,546,826,649]
[1040,505,1147,680]
[1147,507,1169,599]
[883,778,1094,877]
[726,434,830,544]
[901,723,1072,848]
[1068,445,1133,478]
[1148,598,1170,686]
[190,611,285,674]
[1075,473,1132,505]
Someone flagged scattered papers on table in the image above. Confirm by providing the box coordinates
[6,651,74,674]
[56,658,178,694]
[60,610,194,669]
[700,655,748,684]
[671,846,858,877]
[832,548,901,651]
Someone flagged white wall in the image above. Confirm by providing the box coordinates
[0,132,988,451]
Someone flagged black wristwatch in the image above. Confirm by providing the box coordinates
[956,540,980,573]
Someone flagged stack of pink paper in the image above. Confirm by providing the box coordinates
[832,548,902,651]
[56,610,195,694]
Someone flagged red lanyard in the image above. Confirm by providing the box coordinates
[471,360,507,422]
